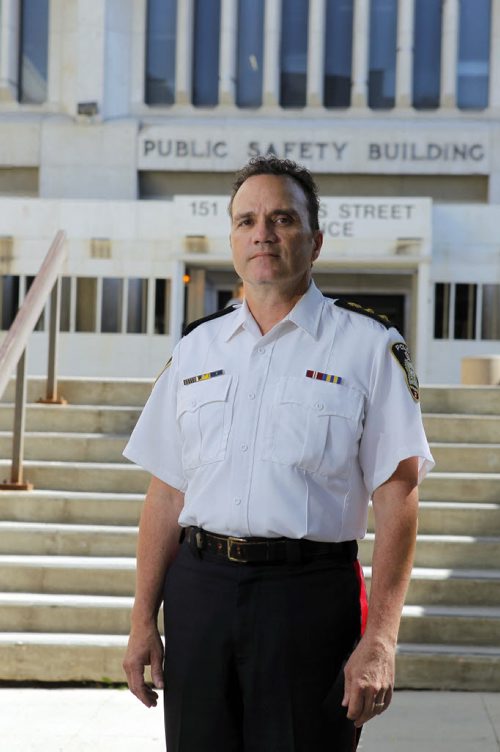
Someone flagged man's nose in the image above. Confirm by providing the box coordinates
[252,218,276,243]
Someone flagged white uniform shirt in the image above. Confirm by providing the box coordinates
[124,282,434,542]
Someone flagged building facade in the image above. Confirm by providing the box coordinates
[0,0,499,382]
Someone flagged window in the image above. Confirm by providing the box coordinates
[155,279,171,334]
[454,283,477,339]
[236,0,264,107]
[434,282,500,341]
[482,284,500,339]
[19,0,49,104]
[0,276,20,330]
[324,0,353,108]
[145,0,177,105]
[127,279,148,334]
[192,0,221,106]
[76,278,97,332]
[280,0,309,108]
[457,0,491,109]
[368,0,397,109]
[413,0,442,109]
[101,278,123,333]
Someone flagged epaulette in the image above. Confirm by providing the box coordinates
[182,305,237,337]
[334,299,394,330]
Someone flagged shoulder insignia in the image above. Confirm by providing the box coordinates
[182,305,237,337]
[334,299,393,330]
[391,342,420,402]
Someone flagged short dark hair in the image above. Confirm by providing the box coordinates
[229,155,321,231]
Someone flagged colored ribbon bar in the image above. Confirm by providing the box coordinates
[183,369,224,386]
[306,370,343,384]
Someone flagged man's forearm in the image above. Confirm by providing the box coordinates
[131,476,185,626]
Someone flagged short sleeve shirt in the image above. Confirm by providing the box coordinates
[124,282,434,542]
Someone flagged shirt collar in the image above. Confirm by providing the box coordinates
[222,281,325,342]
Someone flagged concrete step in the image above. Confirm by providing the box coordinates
[0,404,141,434]
[1,377,152,407]
[423,414,500,443]
[395,643,500,691]
[0,556,136,596]
[365,567,500,607]
[429,443,500,473]
[0,460,149,494]
[421,387,500,416]
[1,593,498,645]
[0,490,143,525]
[360,533,500,569]
[368,501,500,536]
[1,633,499,688]
[419,472,500,502]
[0,522,137,557]
[0,432,129,464]
[0,593,133,635]
[398,604,500,647]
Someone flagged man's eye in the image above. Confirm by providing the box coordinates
[275,215,292,224]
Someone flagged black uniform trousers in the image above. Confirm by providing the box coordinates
[162,540,365,752]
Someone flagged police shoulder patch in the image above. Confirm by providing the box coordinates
[334,299,393,330]
[391,342,420,402]
[182,305,236,337]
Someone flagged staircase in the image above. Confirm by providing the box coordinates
[0,378,499,688]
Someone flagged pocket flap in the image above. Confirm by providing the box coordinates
[177,373,232,417]
[278,377,363,421]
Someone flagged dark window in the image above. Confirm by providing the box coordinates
[236,0,264,107]
[76,278,97,332]
[454,283,477,340]
[192,0,221,106]
[19,0,49,103]
[101,278,123,333]
[434,283,450,339]
[457,0,491,109]
[59,277,71,332]
[324,0,353,108]
[280,0,309,108]
[25,276,45,330]
[154,279,170,334]
[368,0,397,109]
[413,0,442,109]
[145,0,177,105]
[481,284,500,339]
[0,275,20,330]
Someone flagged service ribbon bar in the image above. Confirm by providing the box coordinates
[306,369,343,384]
[183,369,224,386]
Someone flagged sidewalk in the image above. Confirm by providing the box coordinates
[0,688,499,751]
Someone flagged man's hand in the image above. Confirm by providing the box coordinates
[341,635,395,727]
[123,623,165,707]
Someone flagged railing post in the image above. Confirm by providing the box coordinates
[39,276,66,405]
[3,349,33,490]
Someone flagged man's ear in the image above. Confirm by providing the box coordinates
[312,231,323,261]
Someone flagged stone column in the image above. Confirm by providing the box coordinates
[262,0,280,106]
[306,0,326,107]
[175,0,194,104]
[130,0,147,108]
[489,0,500,110]
[440,0,459,108]
[219,0,237,105]
[395,0,414,108]
[351,0,370,108]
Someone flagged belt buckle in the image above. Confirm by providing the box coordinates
[227,536,248,562]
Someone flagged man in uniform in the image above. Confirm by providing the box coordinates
[123,156,434,751]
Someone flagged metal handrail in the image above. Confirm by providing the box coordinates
[0,230,67,489]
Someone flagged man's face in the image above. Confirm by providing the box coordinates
[229,174,323,293]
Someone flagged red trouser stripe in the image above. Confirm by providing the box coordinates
[353,559,368,635]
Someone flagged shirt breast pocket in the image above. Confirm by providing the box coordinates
[176,374,234,470]
[264,377,363,477]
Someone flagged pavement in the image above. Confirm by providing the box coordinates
[0,688,499,751]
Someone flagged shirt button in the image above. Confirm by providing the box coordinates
[234,497,242,505]
[258,347,265,354]
[190,400,197,408]
[315,401,324,411]
[241,443,248,452]
[248,392,255,400]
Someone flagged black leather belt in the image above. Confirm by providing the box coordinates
[183,526,357,565]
